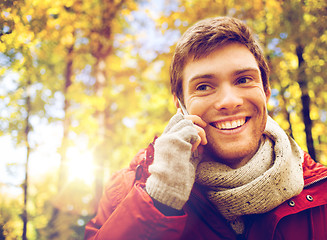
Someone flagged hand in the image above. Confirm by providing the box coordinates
[180,109,208,153]
[146,111,207,210]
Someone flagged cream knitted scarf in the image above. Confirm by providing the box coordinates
[195,116,304,234]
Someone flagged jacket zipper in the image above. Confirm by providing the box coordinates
[304,175,327,188]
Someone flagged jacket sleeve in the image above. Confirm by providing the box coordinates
[84,168,187,240]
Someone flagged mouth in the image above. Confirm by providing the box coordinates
[210,117,249,130]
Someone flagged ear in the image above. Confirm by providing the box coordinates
[265,86,271,104]
[173,95,180,108]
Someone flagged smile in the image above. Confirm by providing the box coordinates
[211,117,247,130]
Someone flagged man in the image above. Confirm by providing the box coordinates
[85,17,327,240]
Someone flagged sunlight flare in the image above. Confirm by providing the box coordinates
[66,147,95,186]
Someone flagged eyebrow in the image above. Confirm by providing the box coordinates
[188,67,260,83]
[188,74,215,83]
[233,67,260,76]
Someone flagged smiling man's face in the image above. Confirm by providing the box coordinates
[182,42,271,168]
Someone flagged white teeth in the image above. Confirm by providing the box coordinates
[215,118,246,130]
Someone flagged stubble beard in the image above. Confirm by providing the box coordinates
[203,118,266,168]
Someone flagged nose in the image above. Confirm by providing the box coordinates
[213,85,243,111]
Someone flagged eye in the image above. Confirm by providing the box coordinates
[236,77,253,85]
[196,84,212,91]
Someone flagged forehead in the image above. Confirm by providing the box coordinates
[183,42,260,84]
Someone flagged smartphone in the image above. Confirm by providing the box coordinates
[177,98,189,115]
[177,98,199,158]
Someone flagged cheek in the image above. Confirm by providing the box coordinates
[246,86,268,110]
[253,85,268,102]
[187,98,211,117]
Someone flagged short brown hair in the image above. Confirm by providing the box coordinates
[170,16,270,105]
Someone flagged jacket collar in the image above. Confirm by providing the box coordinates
[302,151,327,187]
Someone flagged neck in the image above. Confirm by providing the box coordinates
[204,138,262,169]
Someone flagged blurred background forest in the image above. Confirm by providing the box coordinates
[0,0,326,239]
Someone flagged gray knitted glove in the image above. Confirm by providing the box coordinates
[146,112,201,210]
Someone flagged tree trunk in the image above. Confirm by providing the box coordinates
[87,0,128,212]
[90,0,126,211]
[93,58,107,211]
[58,44,74,189]
[280,86,294,138]
[296,44,316,161]
[46,44,74,240]
[22,80,32,240]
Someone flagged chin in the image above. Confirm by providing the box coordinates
[205,141,259,168]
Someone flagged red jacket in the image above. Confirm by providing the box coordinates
[85,142,327,240]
